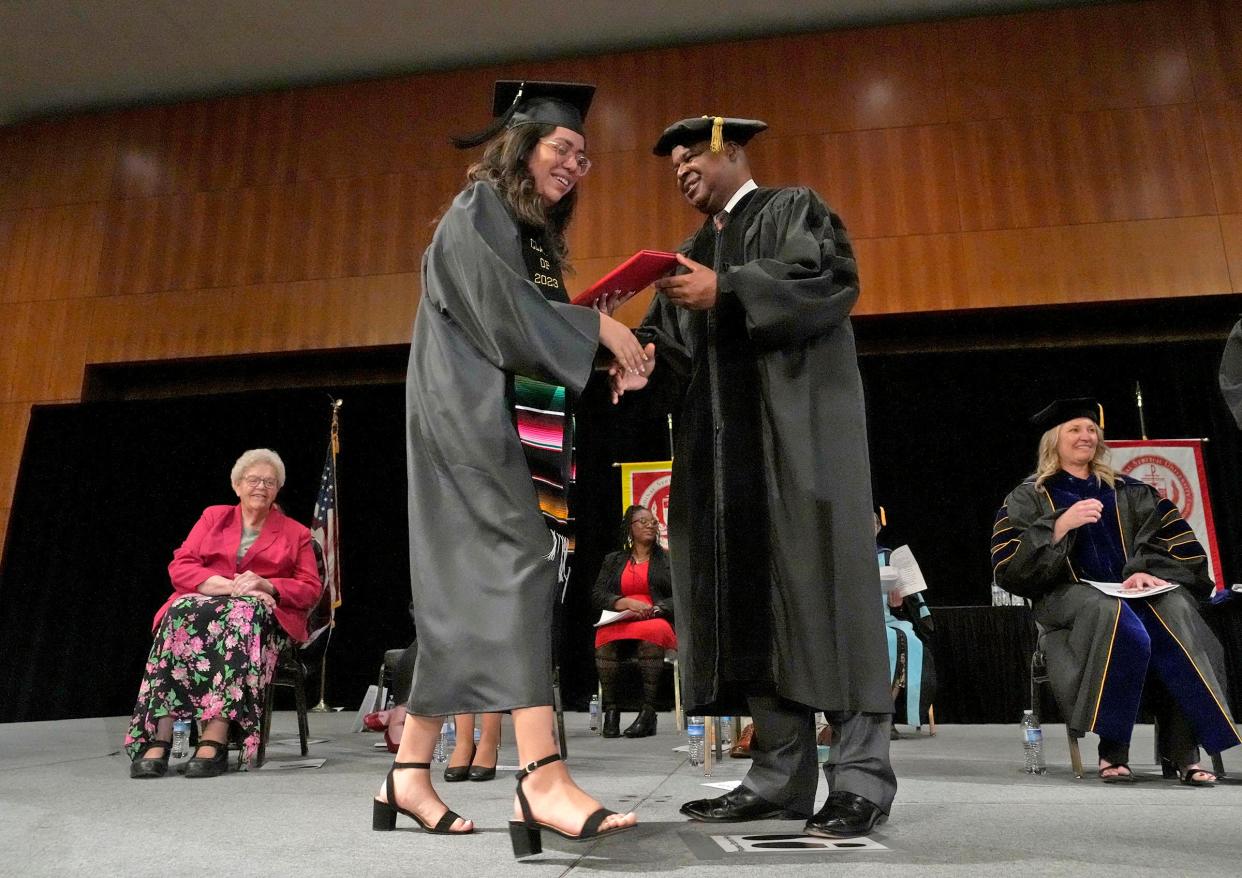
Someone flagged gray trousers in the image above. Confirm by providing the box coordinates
[740,693,897,816]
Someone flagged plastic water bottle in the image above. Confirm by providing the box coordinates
[719,716,733,749]
[1021,710,1046,774]
[433,719,451,763]
[171,718,190,759]
[589,694,601,732]
[687,715,705,766]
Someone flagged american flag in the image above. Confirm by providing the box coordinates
[310,425,341,635]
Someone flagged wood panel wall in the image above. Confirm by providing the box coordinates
[1,0,1240,554]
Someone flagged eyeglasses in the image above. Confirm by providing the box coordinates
[632,518,658,529]
[242,475,278,489]
[540,139,591,176]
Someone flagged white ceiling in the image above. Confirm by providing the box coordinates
[0,0,1105,125]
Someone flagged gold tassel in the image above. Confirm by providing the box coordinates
[1097,403,1105,431]
[879,506,887,528]
[706,116,724,153]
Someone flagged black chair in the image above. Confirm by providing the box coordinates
[1029,639,1085,778]
[1031,630,1227,780]
[253,537,333,768]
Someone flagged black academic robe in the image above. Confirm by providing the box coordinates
[404,181,599,716]
[642,186,891,717]
[1218,318,1242,429]
[992,473,1238,748]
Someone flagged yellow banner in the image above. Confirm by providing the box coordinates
[620,460,672,549]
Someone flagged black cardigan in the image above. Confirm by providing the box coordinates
[590,548,675,622]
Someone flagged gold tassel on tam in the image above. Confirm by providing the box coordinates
[1097,403,1105,431]
[705,116,724,152]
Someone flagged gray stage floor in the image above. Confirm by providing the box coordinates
[1,711,1239,877]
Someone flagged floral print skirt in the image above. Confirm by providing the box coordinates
[124,594,285,766]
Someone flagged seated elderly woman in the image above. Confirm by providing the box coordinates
[991,399,1240,784]
[125,448,322,778]
[592,505,676,738]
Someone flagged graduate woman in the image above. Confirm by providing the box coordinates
[371,81,644,853]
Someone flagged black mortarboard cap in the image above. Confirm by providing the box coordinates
[652,116,768,156]
[452,80,596,149]
[1029,398,1104,432]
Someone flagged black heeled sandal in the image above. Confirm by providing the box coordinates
[129,739,173,779]
[508,753,632,857]
[372,762,473,834]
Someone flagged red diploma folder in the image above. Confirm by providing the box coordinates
[571,250,679,307]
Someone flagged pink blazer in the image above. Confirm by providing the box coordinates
[156,504,323,643]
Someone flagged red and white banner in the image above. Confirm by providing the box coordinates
[1110,439,1223,591]
[620,460,672,550]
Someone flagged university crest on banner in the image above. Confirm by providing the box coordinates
[1109,439,1223,591]
[620,461,672,550]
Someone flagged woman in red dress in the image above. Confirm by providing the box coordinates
[592,505,677,738]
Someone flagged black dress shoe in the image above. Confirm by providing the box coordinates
[444,744,476,782]
[467,759,497,781]
[601,708,621,738]
[622,706,657,738]
[183,740,230,779]
[804,791,886,838]
[129,739,172,779]
[680,786,808,822]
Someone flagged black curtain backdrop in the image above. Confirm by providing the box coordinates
[3,305,1242,724]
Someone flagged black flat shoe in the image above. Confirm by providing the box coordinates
[1179,766,1217,787]
[508,753,633,857]
[804,791,886,838]
[372,761,473,834]
[601,707,621,738]
[129,739,172,779]
[622,706,657,738]
[183,740,229,779]
[444,744,476,782]
[1098,762,1136,784]
[679,786,807,822]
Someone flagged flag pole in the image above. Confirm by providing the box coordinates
[1135,381,1148,440]
[311,398,343,713]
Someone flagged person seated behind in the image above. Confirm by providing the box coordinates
[991,399,1240,784]
[875,513,936,732]
[125,448,322,778]
[591,505,676,738]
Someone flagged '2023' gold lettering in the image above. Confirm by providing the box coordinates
[534,273,560,288]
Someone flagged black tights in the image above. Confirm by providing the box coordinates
[595,640,665,709]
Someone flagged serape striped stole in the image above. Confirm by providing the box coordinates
[513,222,576,548]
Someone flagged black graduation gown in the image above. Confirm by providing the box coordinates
[404,181,599,716]
[992,474,1238,749]
[643,186,891,717]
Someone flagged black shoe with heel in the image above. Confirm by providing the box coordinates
[129,739,172,779]
[443,743,476,782]
[372,761,473,834]
[508,753,632,857]
[469,736,500,781]
[623,706,657,738]
[183,740,229,779]
[601,708,621,738]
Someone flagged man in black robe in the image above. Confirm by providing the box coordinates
[641,116,895,838]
